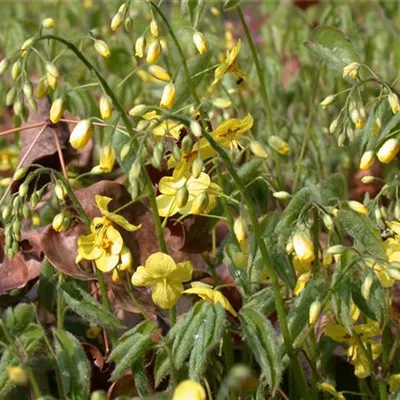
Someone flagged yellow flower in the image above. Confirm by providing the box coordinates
[318,383,346,400]
[324,322,381,378]
[359,151,375,170]
[347,201,368,215]
[143,112,184,140]
[268,135,290,155]
[193,31,208,55]
[293,272,311,296]
[94,40,111,58]
[69,119,93,149]
[293,231,315,263]
[77,196,140,272]
[172,380,206,400]
[212,39,246,86]
[388,374,400,392]
[377,138,400,164]
[183,283,237,316]
[211,114,254,151]
[99,96,112,120]
[131,253,193,309]
[146,40,161,64]
[388,93,400,114]
[92,145,115,174]
[156,172,220,217]
[42,18,55,29]
[148,65,171,82]
[49,98,64,123]
[159,82,176,110]
[343,62,360,80]
[7,366,27,386]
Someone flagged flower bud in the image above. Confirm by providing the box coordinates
[234,217,247,243]
[327,245,346,255]
[46,63,59,79]
[322,214,334,231]
[359,150,375,170]
[13,167,28,181]
[286,239,294,255]
[150,19,159,38]
[120,142,132,160]
[19,183,29,197]
[361,175,375,184]
[11,60,21,80]
[6,88,16,106]
[348,200,368,215]
[49,98,64,123]
[182,136,193,155]
[389,92,400,114]
[387,268,400,281]
[148,65,171,82]
[361,275,373,300]
[36,79,49,99]
[146,40,161,64]
[42,18,55,28]
[395,201,400,221]
[268,136,290,155]
[192,193,209,214]
[0,58,9,75]
[172,380,206,400]
[128,104,147,117]
[111,12,123,31]
[320,95,336,109]
[160,82,176,109]
[343,62,360,80]
[135,36,146,58]
[7,366,27,386]
[191,157,203,179]
[12,219,21,234]
[250,140,269,159]
[13,100,23,116]
[47,71,57,89]
[52,213,65,232]
[124,16,133,32]
[171,145,181,162]
[69,119,93,149]
[193,31,208,54]
[273,191,290,200]
[176,185,189,208]
[22,204,30,219]
[99,96,112,120]
[190,120,202,138]
[329,117,340,134]
[293,231,314,263]
[23,82,33,98]
[94,40,111,58]
[91,390,107,400]
[377,138,400,164]
[309,300,321,324]
[54,182,66,200]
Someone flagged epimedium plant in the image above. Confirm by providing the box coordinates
[0,0,400,399]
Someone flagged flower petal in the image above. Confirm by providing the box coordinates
[131,266,158,286]
[152,281,183,309]
[169,260,193,283]
[106,225,124,254]
[324,324,349,343]
[95,252,119,272]
[145,252,178,278]
[186,173,211,194]
[159,176,186,195]
[78,234,103,260]
[213,290,237,316]
[156,194,178,217]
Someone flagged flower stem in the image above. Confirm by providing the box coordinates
[236,6,284,189]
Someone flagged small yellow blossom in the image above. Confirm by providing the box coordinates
[377,138,400,164]
[7,366,27,386]
[388,93,400,114]
[212,39,246,86]
[131,252,193,309]
[343,62,360,80]
[49,98,64,123]
[92,145,115,174]
[148,65,171,82]
[183,282,237,316]
[268,135,290,155]
[111,12,123,31]
[234,217,247,243]
[318,383,346,400]
[69,119,93,149]
[146,40,161,64]
[293,231,315,263]
[172,380,206,400]
[193,31,208,54]
[293,272,311,296]
[347,201,368,215]
[135,36,146,58]
[42,18,55,28]
[156,172,221,217]
[94,40,111,58]
[359,151,375,170]
[99,96,112,120]
[324,322,381,378]
[159,82,176,109]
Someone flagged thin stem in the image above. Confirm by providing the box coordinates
[169,306,176,327]
[26,366,42,398]
[236,6,284,188]
[56,273,65,330]
[53,128,67,177]
[0,121,46,137]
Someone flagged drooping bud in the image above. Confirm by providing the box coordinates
[234,217,247,243]
[377,138,400,164]
[36,79,49,99]
[135,36,146,58]
[268,136,290,155]
[11,60,21,80]
[2,206,11,221]
[293,231,314,263]
[372,117,382,137]
[191,158,203,179]
[22,82,33,98]
[361,175,375,184]
[42,17,55,28]
[13,167,28,181]
[192,31,208,54]
[190,120,202,138]
[49,98,64,123]
[326,245,346,255]
[111,12,123,31]
[52,213,65,232]
[99,96,112,120]
[5,88,16,106]
[176,185,189,208]
[181,136,193,155]
[343,62,360,80]
[320,95,336,109]
[192,193,209,214]
[159,89,179,119]
[69,119,93,149]
[387,268,400,281]
[322,214,334,231]
[388,92,400,114]
[273,191,290,200]
[329,117,340,134]
[18,183,29,197]
[148,65,171,82]
[361,275,373,300]
[0,58,9,75]
[250,140,269,159]
[94,40,111,58]
[150,19,159,38]
[359,150,375,170]
[309,300,321,324]
[54,182,66,200]
[46,63,59,79]
[146,40,161,64]
[348,200,368,215]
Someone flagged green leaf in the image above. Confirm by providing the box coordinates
[306,26,359,73]
[337,210,385,258]
[173,51,213,109]
[60,282,125,329]
[154,348,170,388]
[112,129,135,175]
[239,308,282,395]
[53,330,91,400]
[331,273,352,331]
[237,159,263,183]
[132,358,151,398]
[224,0,243,10]
[181,0,205,25]
[243,287,276,315]
[38,260,57,312]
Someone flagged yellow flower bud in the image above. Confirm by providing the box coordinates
[172,380,206,400]
[329,117,340,134]
[377,138,400,164]
[148,65,171,82]
[49,98,64,123]
[160,82,176,109]
[55,182,66,200]
[327,245,346,255]
[135,36,146,58]
[361,175,375,184]
[361,275,373,300]
[193,31,208,54]
[192,192,209,214]
[111,12,123,31]
[359,150,375,170]
[52,213,65,232]
[0,58,9,75]
[20,37,34,57]
[309,300,321,324]
[286,239,294,255]
[389,93,400,114]
[250,140,269,159]
[190,120,202,138]
[320,95,336,109]
[234,217,247,243]
[11,60,21,80]
[42,18,55,28]
[23,82,33,98]
[98,145,115,173]
[273,191,290,200]
[146,40,161,64]
[128,104,147,116]
[343,62,360,80]
[19,182,28,197]
[36,79,49,99]
[46,63,59,79]
[211,98,232,109]
[210,6,220,16]
[69,119,93,149]
[94,40,111,58]
[322,214,334,231]
[293,231,314,263]
[150,19,159,38]
[99,96,112,120]
[47,72,57,89]
[191,158,203,179]
[268,136,290,155]
[176,185,189,207]
[372,117,382,137]
[7,366,27,386]
[348,200,368,215]
[13,167,28,181]
[387,268,400,281]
